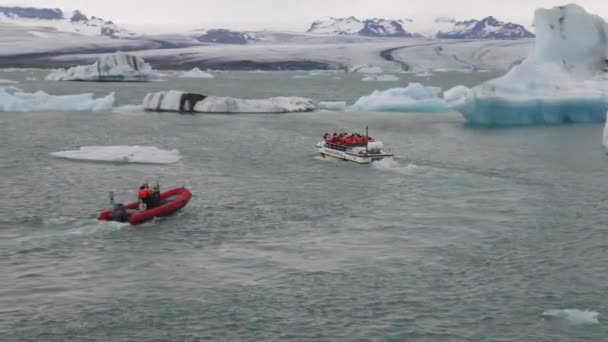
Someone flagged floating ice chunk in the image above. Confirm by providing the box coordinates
[443,85,472,108]
[51,146,181,164]
[142,90,316,113]
[349,82,449,112]
[542,309,599,325]
[450,4,608,126]
[178,68,214,79]
[0,86,114,112]
[349,64,383,74]
[415,72,433,77]
[318,101,347,111]
[45,52,157,82]
[113,104,144,113]
[362,74,400,82]
[194,96,315,113]
[0,79,17,84]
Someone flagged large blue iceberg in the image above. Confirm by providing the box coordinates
[447,4,608,126]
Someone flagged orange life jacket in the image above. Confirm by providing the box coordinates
[139,188,150,199]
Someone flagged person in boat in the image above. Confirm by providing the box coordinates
[139,184,153,210]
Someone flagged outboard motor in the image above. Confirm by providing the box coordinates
[111,203,129,223]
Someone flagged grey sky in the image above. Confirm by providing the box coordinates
[3,0,607,32]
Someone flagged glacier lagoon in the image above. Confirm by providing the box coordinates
[1,68,607,341]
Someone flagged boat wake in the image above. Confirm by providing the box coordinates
[372,157,419,175]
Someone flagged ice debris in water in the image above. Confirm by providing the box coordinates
[362,74,400,82]
[178,68,214,79]
[45,52,157,82]
[318,101,347,111]
[349,82,449,112]
[0,86,114,112]
[349,64,384,74]
[448,4,608,126]
[50,146,181,164]
[143,90,316,113]
[0,78,18,84]
[542,309,599,325]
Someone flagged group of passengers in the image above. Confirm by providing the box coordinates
[323,132,374,146]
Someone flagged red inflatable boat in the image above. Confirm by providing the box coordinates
[98,187,192,225]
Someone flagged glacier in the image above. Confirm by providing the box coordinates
[142,90,316,113]
[448,4,608,126]
[0,86,114,112]
[45,52,157,82]
[51,146,181,164]
[349,83,449,112]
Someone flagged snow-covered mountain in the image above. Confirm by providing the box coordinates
[308,15,533,40]
[0,6,134,38]
[195,29,258,44]
[435,16,534,39]
[307,17,415,37]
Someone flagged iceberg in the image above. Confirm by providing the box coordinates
[349,82,449,112]
[448,4,608,126]
[50,146,181,164]
[362,74,400,82]
[178,68,214,79]
[0,86,114,112]
[142,90,316,113]
[45,52,157,82]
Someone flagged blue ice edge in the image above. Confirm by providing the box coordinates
[453,96,608,126]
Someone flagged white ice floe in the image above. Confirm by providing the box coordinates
[0,86,114,112]
[50,146,181,164]
[45,52,157,82]
[415,72,433,77]
[349,82,449,112]
[0,78,18,84]
[178,68,215,79]
[362,74,400,82]
[349,64,384,74]
[142,90,316,113]
[318,101,347,111]
[542,309,599,325]
[448,4,608,125]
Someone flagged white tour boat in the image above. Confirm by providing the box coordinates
[317,128,394,164]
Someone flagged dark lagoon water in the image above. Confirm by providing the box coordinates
[1,69,607,341]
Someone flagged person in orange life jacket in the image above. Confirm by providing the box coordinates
[138,184,153,210]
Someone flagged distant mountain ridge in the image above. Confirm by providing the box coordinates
[0,6,132,38]
[436,16,534,39]
[0,6,63,20]
[307,17,415,37]
[307,15,533,39]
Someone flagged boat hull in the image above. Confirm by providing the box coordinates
[97,187,192,225]
[318,146,393,164]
